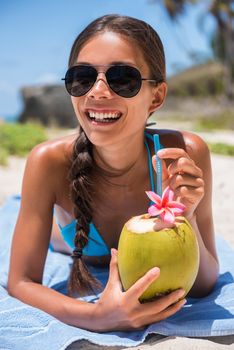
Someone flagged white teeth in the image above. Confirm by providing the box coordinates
[88,111,120,121]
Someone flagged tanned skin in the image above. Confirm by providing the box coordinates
[8,31,219,332]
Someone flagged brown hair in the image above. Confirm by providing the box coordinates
[68,14,166,295]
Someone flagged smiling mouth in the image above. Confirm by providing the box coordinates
[86,111,122,123]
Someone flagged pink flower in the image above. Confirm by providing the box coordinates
[145,186,186,224]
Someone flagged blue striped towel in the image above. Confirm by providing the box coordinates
[0,196,233,350]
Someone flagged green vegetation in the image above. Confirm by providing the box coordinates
[167,61,225,97]
[0,122,47,166]
[208,142,234,157]
[194,111,234,131]
[0,148,8,166]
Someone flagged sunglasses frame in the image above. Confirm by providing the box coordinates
[62,64,159,98]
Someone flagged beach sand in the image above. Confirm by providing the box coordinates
[1,151,233,249]
[0,140,234,350]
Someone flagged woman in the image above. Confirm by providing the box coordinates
[7,14,219,331]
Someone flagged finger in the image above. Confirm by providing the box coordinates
[169,173,204,192]
[106,248,122,288]
[159,298,187,318]
[134,289,185,327]
[142,288,185,314]
[174,185,205,203]
[157,148,190,160]
[126,267,160,300]
[168,158,202,178]
[147,298,187,325]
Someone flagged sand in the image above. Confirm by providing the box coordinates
[1,148,233,249]
[0,133,234,349]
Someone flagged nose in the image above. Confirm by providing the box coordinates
[86,72,113,99]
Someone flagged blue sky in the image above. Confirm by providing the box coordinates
[0,0,215,118]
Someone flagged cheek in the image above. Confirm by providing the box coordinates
[71,97,83,121]
[128,94,152,121]
[71,98,89,132]
[71,97,78,113]
[124,106,149,134]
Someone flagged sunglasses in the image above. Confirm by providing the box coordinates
[62,64,158,98]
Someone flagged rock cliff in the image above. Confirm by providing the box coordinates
[19,84,78,128]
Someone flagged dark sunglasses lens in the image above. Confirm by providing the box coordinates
[106,66,142,97]
[64,66,97,96]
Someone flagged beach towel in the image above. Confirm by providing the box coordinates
[0,196,233,350]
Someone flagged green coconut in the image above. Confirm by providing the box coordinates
[117,215,199,302]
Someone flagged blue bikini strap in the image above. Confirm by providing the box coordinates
[144,131,163,196]
[144,137,155,193]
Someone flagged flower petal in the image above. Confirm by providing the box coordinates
[145,191,162,206]
[167,188,174,202]
[148,205,164,217]
[161,208,175,224]
[167,201,186,211]
[146,187,185,223]
[170,207,185,215]
[162,186,174,206]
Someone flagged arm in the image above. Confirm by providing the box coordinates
[155,132,219,297]
[184,132,219,297]
[7,143,187,331]
[7,144,94,327]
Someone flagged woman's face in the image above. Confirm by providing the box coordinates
[71,31,165,147]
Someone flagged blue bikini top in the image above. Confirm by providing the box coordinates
[58,131,161,256]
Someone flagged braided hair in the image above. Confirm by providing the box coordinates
[67,14,166,295]
[68,126,102,295]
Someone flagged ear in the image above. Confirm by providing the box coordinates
[148,82,167,115]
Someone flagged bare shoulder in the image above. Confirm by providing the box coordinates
[22,133,78,203]
[147,127,186,150]
[146,127,211,170]
[150,128,209,160]
[181,130,210,166]
[28,133,76,165]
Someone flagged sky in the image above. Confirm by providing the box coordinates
[0,0,215,119]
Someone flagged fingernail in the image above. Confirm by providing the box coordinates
[150,267,160,276]
[111,248,117,257]
[177,289,185,298]
[157,150,163,157]
[181,299,187,306]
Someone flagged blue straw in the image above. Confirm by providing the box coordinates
[153,134,162,197]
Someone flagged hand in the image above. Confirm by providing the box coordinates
[91,249,186,332]
[153,148,204,220]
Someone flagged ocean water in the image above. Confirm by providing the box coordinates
[1,115,18,123]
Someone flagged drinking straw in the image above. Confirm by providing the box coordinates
[153,134,162,197]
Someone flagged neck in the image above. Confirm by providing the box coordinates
[93,132,147,186]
